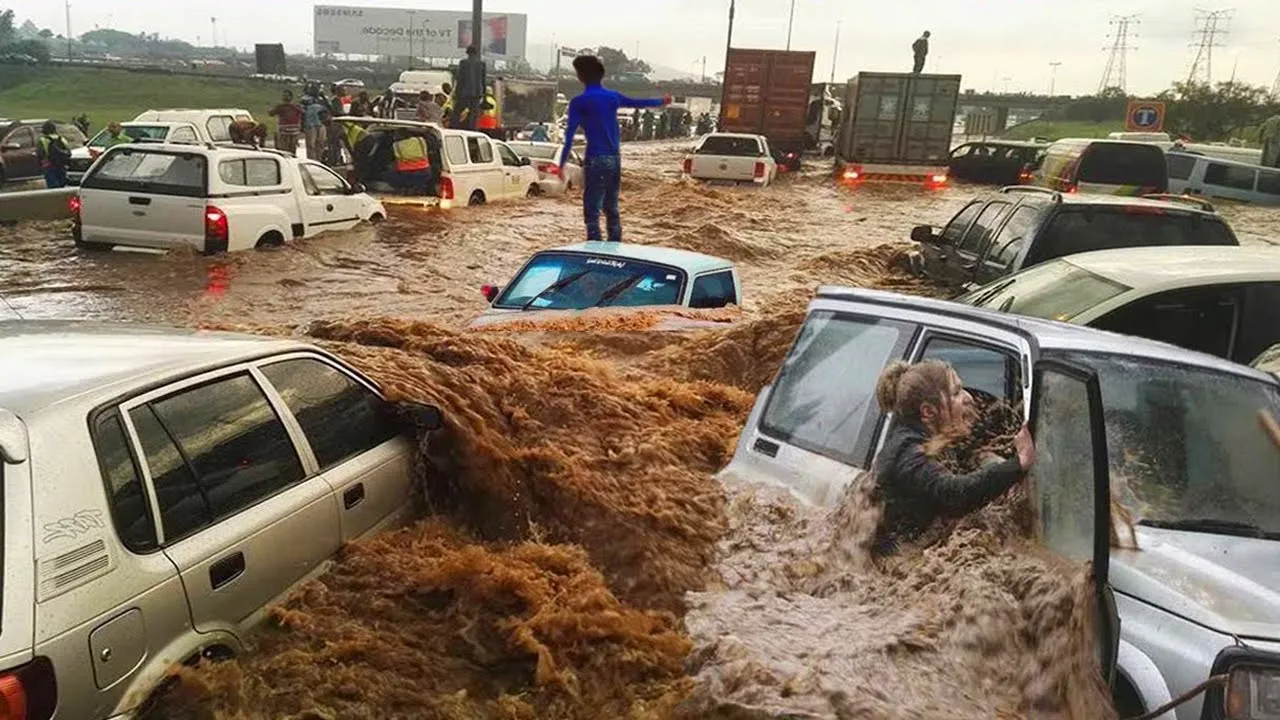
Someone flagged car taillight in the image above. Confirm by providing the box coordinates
[204,205,228,241]
[537,162,560,176]
[1018,170,1034,183]
[925,173,949,189]
[0,659,56,720]
[1066,183,1079,194]
[754,161,766,179]
[68,195,81,218]
[842,165,863,182]
[439,176,455,200]
[682,158,692,175]
[0,674,27,719]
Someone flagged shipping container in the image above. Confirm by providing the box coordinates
[719,48,816,170]
[836,72,962,185]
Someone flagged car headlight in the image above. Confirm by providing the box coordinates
[1227,665,1280,719]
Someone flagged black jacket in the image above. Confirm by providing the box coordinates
[912,37,929,58]
[455,56,487,100]
[873,420,1020,552]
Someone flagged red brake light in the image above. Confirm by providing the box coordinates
[439,176,455,200]
[1066,183,1079,194]
[754,161,765,179]
[537,162,560,176]
[68,195,81,217]
[481,284,499,302]
[0,673,29,720]
[925,173,949,189]
[842,165,863,182]
[682,158,692,175]
[204,205,228,241]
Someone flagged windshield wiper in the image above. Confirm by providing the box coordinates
[1138,518,1275,539]
[521,270,590,311]
[968,278,1017,307]
[594,272,646,308]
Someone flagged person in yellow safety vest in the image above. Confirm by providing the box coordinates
[477,91,499,135]
[440,82,454,126]
[37,121,72,189]
[390,130,433,195]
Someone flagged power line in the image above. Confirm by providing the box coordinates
[1188,8,1233,86]
[1099,15,1139,94]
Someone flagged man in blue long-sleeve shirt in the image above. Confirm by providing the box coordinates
[560,55,670,243]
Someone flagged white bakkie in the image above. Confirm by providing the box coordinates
[682,132,778,187]
[72,143,385,255]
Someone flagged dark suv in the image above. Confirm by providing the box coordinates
[910,186,1240,292]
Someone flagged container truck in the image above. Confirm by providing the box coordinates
[719,48,816,171]
[492,78,559,139]
[835,72,962,187]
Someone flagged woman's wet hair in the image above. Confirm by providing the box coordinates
[875,360,955,425]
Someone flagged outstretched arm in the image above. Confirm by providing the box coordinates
[560,98,581,168]
[617,92,670,109]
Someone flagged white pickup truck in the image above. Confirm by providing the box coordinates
[73,143,385,254]
[681,132,778,187]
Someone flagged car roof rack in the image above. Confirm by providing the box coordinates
[999,185,1063,202]
[1140,193,1217,214]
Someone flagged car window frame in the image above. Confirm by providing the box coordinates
[940,200,984,246]
[87,409,162,554]
[957,201,1012,258]
[466,135,494,164]
[982,204,1042,270]
[689,269,738,309]
[80,147,210,198]
[4,126,36,150]
[301,161,350,196]
[168,126,199,144]
[1091,284,1244,361]
[205,115,234,143]
[911,330,1023,404]
[496,142,522,167]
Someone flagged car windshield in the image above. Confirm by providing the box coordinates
[697,136,761,156]
[1057,351,1280,539]
[89,125,170,147]
[494,252,686,311]
[1032,208,1237,265]
[508,143,557,160]
[960,260,1131,322]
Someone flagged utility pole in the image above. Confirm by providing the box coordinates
[702,56,707,83]
[719,0,736,126]
[64,0,72,58]
[407,10,417,69]
[472,0,483,61]
[1272,40,1280,99]
[786,0,797,51]
[1048,61,1062,96]
[1099,14,1139,94]
[830,20,841,83]
[1188,8,1232,86]
[210,17,217,49]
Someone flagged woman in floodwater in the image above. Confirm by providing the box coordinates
[872,360,1037,553]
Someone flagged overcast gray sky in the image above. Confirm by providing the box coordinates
[7,0,1280,95]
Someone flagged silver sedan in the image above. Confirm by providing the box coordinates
[505,141,584,195]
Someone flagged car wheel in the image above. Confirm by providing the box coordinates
[74,237,113,251]
[368,212,385,224]
[468,190,486,206]
[255,231,285,249]
[527,184,541,198]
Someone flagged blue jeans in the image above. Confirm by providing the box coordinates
[44,167,68,189]
[583,154,621,243]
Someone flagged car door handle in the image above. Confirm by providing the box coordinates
[209,552,245,590]
[343,483,366,510]
[128,196,151,206]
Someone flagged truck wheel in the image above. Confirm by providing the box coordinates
[527,184,541,198]
[255,231,285,249]
[468,190,486,206]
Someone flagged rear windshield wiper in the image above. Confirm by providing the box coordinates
[1138,518,1276,539]
[522,270,590,311]
[595,272,646,307]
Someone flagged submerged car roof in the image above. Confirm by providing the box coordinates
[992,188,1224,215]
[1055,245,1280,290]
[547,242,734,275]
[0,321,305,418]
[814,286,1276,383]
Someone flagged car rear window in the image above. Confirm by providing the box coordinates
[1078,143,1167,190]
[82,149,207,197]
[965,260,1132,322]
[698,136,762,156]
[1031,207,1237,265]
[510,144,557,160]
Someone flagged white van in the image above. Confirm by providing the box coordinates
[131,108,254,145]
[336,117,540,210]
[1166,152,1280,206]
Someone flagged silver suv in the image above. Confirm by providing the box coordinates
[0,321,441,718]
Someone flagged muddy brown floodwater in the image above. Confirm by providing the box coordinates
[1,141,1272,719]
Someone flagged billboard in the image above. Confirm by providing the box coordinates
[254,43,287,75]
[313,5,527,60]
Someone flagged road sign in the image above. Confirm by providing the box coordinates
[1126,101,1167,132]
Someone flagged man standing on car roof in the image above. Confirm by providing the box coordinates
[268,90,304,155]
[452,46,486,130]
[912,31,931,73]
[37,121,72,189]
[560,54,670,243]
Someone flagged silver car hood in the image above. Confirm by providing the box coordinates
[1112,526,1280,640]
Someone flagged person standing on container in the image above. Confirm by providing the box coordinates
[559,55,670,243]
[912,31,931,74]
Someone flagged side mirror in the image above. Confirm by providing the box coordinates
[910,225,939,244]
[520,156,531,166]
[481,283,501,302]
[346,182,366,194]
[392,401,444,431]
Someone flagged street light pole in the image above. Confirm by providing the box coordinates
[830,20,841,83]
[786,0,797,51]
[1048,61,1062,96]
[719,0,735,127]
[64,1,72,58]
[407,10,416,69]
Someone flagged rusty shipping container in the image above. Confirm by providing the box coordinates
[836,72,962,176]
[719,48,816,168]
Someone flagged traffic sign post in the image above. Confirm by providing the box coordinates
[1126,101,1167,132]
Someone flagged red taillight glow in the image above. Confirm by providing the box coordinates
[439,176,455,201]
[204,205,228,241]
[925,173,949,190]
[0,674,29,720]
[754,161,765,179]
[842,165,863,182]
[536,162,561,177]
[68,195,81,217]
[1066,184,1079,194]
[682,158,692,175]
[1018,171,1034,184]
[481,284,499,302]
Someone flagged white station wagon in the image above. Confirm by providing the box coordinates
[73,143,386,254]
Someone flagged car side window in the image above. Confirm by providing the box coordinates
[496,143,521,167]
[940,201,983,245]
[761,312,916,466]
[1258,169,1280,196]
[444,136,468,165]
[169,127,199,144]
[950,144,973,159]
[918,335,1020,402]
[92,412,158,552]
[6,127,35,149]
[219,158,281,187]
[1093,286,1241,360]
[303,163,348,195]
[689,271,737,309]
[206,116,233,142]
[1166,153,1197,181]
[958,202,1011,255]
[986,206,1039,267]
[260,358,401,470]
[467,136,494,164]
[1203,163,1256,191]
[130,373,305,543]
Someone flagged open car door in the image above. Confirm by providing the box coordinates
[1029,359,1120,686]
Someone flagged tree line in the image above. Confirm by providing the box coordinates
[1052,81,1280,142]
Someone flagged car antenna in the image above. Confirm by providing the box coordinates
[0,292,24,320]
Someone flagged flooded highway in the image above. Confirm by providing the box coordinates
[5,142,1276,720]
